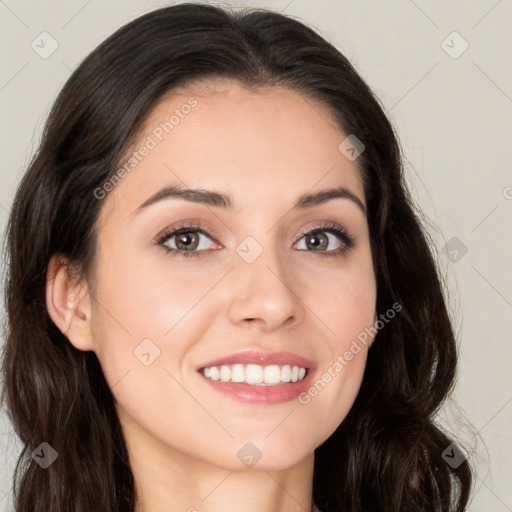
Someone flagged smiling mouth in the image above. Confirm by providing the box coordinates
[199,363,309,386]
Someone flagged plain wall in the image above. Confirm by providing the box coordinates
[1,1,511,510]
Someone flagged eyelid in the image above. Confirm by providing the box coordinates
[294,222,356,254]
[154,219,220,245]
[155,220,356,257]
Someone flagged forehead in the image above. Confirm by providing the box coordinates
[98,78,365,223]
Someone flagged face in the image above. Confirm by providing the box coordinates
[85,79,377,471]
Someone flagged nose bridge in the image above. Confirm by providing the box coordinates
[226,233,301,329]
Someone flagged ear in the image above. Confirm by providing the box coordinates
[46,253,94,352]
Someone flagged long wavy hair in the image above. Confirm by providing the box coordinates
[1,3,473,511]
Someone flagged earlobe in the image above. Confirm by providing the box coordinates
[46,254,94,352]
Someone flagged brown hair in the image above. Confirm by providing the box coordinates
[1,3,473,511]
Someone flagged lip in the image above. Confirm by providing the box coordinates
[196,349,316,371]
[196,350,317,405]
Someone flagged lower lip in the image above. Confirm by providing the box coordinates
[199,369,316,404]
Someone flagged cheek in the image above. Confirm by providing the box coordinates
[88,250,228,388]
[92,243,222,337]
[295,252,376,431]
[309,246,377,347]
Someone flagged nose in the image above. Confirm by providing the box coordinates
[226,242,304,332]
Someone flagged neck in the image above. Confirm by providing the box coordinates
[132,455,316,512]
[121,409,316,512]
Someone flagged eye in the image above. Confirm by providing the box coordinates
[294,223,355,257]
[156,222,218,258]
[156,221,356,259]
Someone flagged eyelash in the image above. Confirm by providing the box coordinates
[155,221,356,259]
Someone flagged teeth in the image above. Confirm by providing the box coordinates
[231,364,245,383]
[201,364,308,386]
[263,365,281,384]
[220,365,231,382]
[245,364,263,384]
[281,364,291,382]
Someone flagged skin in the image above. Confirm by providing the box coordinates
[47,78,377,512]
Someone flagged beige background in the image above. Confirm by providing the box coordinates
[1,0,511,510]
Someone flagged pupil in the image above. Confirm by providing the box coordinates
[177,232,197,249]
[308,233,327,250]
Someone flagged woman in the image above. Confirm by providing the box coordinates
[1,3,473,511]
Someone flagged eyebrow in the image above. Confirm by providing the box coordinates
[134,184,366,216]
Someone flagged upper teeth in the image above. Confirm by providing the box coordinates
[202,364,307,386]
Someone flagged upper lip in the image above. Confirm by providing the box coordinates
[197,350,316,371]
